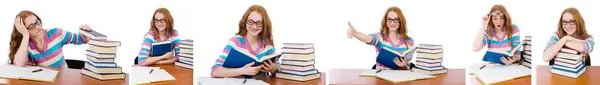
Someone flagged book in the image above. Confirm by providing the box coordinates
[280,64,315,71]
[181,39,193,46]
[281,60,314,66]
[86,56,115,63]
[551,63,586,78]
[473,64,531,85]
[179,53,193,59]
[0,65,60,82]
[81,68,125,80]
[151,40,173,57]
[280,69,319,76]
[375,70,435,83]
[88,40,121,47]
[412,67,448,75]
[86,50,116,59]
[79,29,107,40]
[197,77,269,85]
[88,44,117,54]
[482,40,526,65]
[276,72,321,81]
[376,46,417,70]
[221,48,282,77]
[281,53,315,61]
[178,56,193,63]
[84,62,122,74]
[87,61,118,67]
[414,61,442,67]
[180,48,193,54]
[132,67,176,84]
[175,61,193,69]
[283,43,314,49]
[282,48,314,54]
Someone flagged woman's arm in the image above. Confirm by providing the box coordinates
[348,22,373,43]
[473,15,491,52]
[13,36,30,66]
[543,35,568,62]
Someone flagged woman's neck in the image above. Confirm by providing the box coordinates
[246,34,259,45]
[389,31,400,40]
[158,30,166,40]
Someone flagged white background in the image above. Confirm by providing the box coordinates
[0,0,598,85]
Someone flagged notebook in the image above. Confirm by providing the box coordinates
[376,46,417,70]
[197,77,269,85]
[482,40,526,65]
[151,40,173,57]
[473,64,531,85]
[132,67,176,84]
[0,65,60,82]
[359,69,434,83]
[222,47,282,77]
[79,29,107,40]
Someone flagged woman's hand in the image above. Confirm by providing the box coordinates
[500,56,518,65]
[80,24,93,31]
[14,16,29,36]
[393,57,408,69]
[161,51,175,60]
[347,22,356,39]
[261,59,278,73]
[481,14,491,30]
[238,62,261,75]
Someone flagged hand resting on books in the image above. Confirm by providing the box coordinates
[79,24,93,42]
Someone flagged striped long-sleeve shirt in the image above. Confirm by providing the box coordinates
[211,35,280,75]
[545,32,594,54]
[27,28,87,68]
[481,25,521,55]
[369,32,415,70]
[136,30,181,65]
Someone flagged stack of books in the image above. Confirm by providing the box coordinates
[521,36,532,68]
[79,29,126,80]
[276,43,321,81]
[175,39,193,69]
[551,47,586,78]
[412,44,447,75]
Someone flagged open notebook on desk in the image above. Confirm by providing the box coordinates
[472,64,531,85]
[132,67,176,84]
[0,65,60,82]
[359,69,435,83]
[197,77,269,85]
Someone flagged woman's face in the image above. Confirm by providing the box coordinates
[24,15,42,37]
[245,11,263,37]
[561,12,576,35]
[154,12,167,32]
[386,11,400,31]
[491,11,505,30]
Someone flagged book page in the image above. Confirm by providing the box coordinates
[474,64,531,84]
[149,69,176,82]
[0,65,25,79]
[132,67,160,84]
[20,67,59,82]
[376,70,434,83]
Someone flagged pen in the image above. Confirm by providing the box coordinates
[32,69,43,73]
[243,78,247,84]
[375,69,382,73]
[479,65,486,69]
[149,69,154,74]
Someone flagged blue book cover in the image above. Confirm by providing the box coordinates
[151,41,173,57]
[376,48,415,70]
[222,48,282,78]
[482,51,509,65]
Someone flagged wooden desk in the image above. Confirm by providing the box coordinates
[254,73,326,85]
[139,64,193,85]
[536,65,600,85]
[0,67,128,85]
[329,69,465,85]
[468,75,531,85]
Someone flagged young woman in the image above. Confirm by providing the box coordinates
[347,6,414,70]
[136,8,181,66]
[8,10,93,68]
[472,5,521,65]
[211,5,279,77]
[543,8,594,65]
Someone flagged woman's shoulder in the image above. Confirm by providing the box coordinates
[511,24,520,33]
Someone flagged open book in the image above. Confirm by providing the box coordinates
[376,46,417,70]
[359,69,434,83]
[197,77,269,85]
[482,40,526,65]
[222,47,282,77]
[132,67,176,84]
[473,64,531,85]
[0,65,60,82]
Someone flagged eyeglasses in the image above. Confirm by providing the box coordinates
[246,19,263,27]
[562,20,576,25]
[154,19,167,23]
[386,18,400,23]
[26,20,41,30]
[490,12,504,17]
